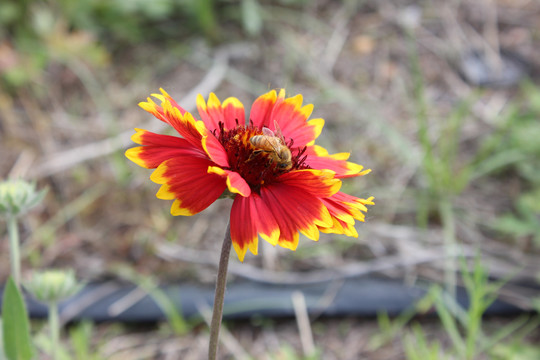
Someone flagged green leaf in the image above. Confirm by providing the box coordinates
[2,277,34,360]
[0,318,7,360]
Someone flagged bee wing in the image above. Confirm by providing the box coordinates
[266,137,281,153]
[262,127,275,137]
[273,120,286,144]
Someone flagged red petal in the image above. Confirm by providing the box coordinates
[130,128,188,147]
[125,129,202,169]
[249,89,322,147]
[269,93,317,147]
[249,90,278,128]
[222,97,245,129]
[197,93,246,132]
[157,88,188,115]
[320,192,374,235]
[138,97,168,123]
[230,193,281,261]
[202,133,229,168]
[230,195,259,262]
[278,169,341,198]
[320,196,356,225]
[140,91,207,152]
[319,217,358,237]
[150,157,226,216]
[196,93,223,132]
[304,145,371,178]
[260,183,332,249]
[139,89,189,126]
[208,167,251,197]
[161,102,206,150]
[249,193,280,246]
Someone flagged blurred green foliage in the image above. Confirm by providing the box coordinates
[496,188,540,246]
[0,0,290,90]
[68,321,102,360]
[373,256,539,359]
[475,82,540,246]
[409,26,540,250]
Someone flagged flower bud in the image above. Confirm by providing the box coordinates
[25,269,83,304]
[0,179,46,218]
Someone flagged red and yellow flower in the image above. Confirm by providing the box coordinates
[126,89,374,261]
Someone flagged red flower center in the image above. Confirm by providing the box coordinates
[215,122,308,193]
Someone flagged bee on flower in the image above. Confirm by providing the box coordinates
[126,89,373,261]
[249,121,293,171]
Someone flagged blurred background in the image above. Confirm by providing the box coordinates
[1,0,540,358]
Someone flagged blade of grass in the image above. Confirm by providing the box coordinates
[431,286,466,357]
[439,198,457,298]
[481,315,537,355]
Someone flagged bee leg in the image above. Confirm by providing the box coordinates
[247,150,263,162]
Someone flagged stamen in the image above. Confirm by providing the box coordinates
[292,146,309,170]
[215,123,305,193]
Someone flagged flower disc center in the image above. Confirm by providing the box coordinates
[216,123,305,192]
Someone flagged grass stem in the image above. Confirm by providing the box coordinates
[439,198,457,299]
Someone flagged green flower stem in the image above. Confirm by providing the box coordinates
[49,301,60,360]
[208,222,231,360]
[7,216,21,288]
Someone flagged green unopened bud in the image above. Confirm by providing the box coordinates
[25,269,83,304]
[0,179,47,218]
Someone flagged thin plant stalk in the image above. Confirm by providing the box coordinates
[439,197,457,299]
[49,301,60,360]
[407,28,436,230]
[7,215,21,288]
[208,222,232,360]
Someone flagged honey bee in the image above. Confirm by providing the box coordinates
[250,121,292,171]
